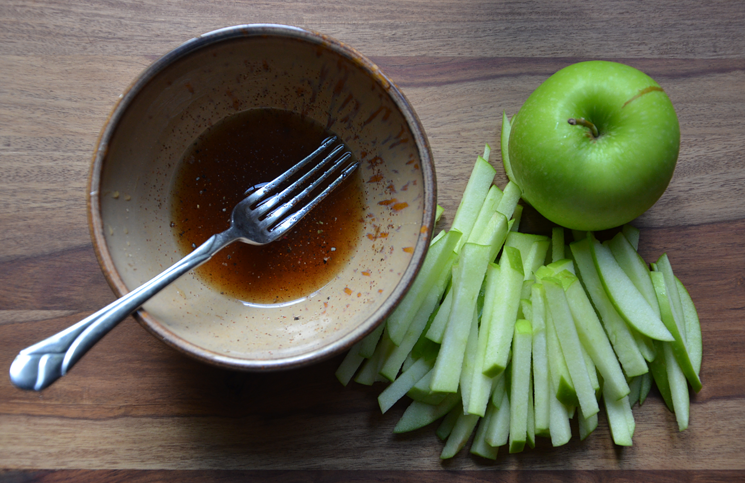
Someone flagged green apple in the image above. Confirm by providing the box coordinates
[507,61,680,231]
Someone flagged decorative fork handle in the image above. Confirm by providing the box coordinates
[9,230,238,391]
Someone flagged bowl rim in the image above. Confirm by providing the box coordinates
[87,24,437,371]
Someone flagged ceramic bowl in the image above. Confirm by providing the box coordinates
[88,24,436,371]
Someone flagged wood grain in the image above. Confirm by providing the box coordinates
[1,0,744,477]
[1,470,743,483]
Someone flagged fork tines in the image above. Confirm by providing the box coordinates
[245,136,359,233]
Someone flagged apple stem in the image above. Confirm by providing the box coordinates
[568,118,599,138]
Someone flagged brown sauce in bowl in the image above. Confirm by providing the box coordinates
[170,109,364,305]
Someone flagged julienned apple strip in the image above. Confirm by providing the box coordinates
[543,259,575,278]
[650,270,702,393]
[581,342,600,396]
[496,182,522,222]
[655,255,687,331]
[630,371,652,408]
[377,357,432,414]
[570,238,649,378]
[663,339,690,431]
[435,404,460,440]
[476,212,510,263]
[650,268,694,431]
[481,246,524,378]
[633,325,658,363]
[470,402,499,460]
[539,280,579,407]
[334,341,365,386]
[386,230,462,345]
[578,405,599,442]
[526,376,536,449]
[653,255,703,390]
[440,412,480,459]
[409,304,443,363]
[676,277,703,375]
[428,189,516,351]
[648,340,675,412]
[450,155,496,253]
[519,295,533,322]
[463,264,500,416]
[510,205,523,233]
[359,323,385,358]
[425,196,508,346]
[608,232,661,319]
[378,248,456,381]
[603,381,634,446]
[435,205,445,225]
[628,375,642,407]
[392,392,461,433]
[588,233,674,342]
[430,242,492,393]
[523,240,551,282]
[353,332,394,385]
[431,197,511,394]
[468,185,503,244]
[485,389,511,448]
[530,283,551,437]
[592,237,673,366]
[543,276,599,417]
[562,271,630,401]
[501,111,515,181]
[407,369,447,405]
[505,232,550,276]
[428,231,444,250]
[548,378,572,447]
[622,224,641,251]
[490,369,507,410]
[458,311,481,414]
[509,319,533,453]
[640,372,653,405]
[425,285,452,344]
[551,226,565,263]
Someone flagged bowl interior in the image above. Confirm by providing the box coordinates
[90,26,434,370]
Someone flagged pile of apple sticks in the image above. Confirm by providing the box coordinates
[336,146,702,460]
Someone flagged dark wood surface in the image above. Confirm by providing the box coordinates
[1,0,744,479]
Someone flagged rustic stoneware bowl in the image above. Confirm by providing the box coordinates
[88,25,436,371]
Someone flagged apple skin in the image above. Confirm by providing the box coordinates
[508,61,680,231]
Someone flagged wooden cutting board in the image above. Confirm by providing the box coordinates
[1,1,744,480]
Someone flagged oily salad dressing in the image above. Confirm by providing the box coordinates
[170,108,364,305]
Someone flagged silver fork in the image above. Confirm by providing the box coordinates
[10,136,358,391]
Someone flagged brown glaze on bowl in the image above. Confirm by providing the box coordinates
[88,24,436,371]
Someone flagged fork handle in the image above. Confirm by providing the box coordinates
[9,230,238,391]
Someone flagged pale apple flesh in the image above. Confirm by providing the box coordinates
[340,140,702,457]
